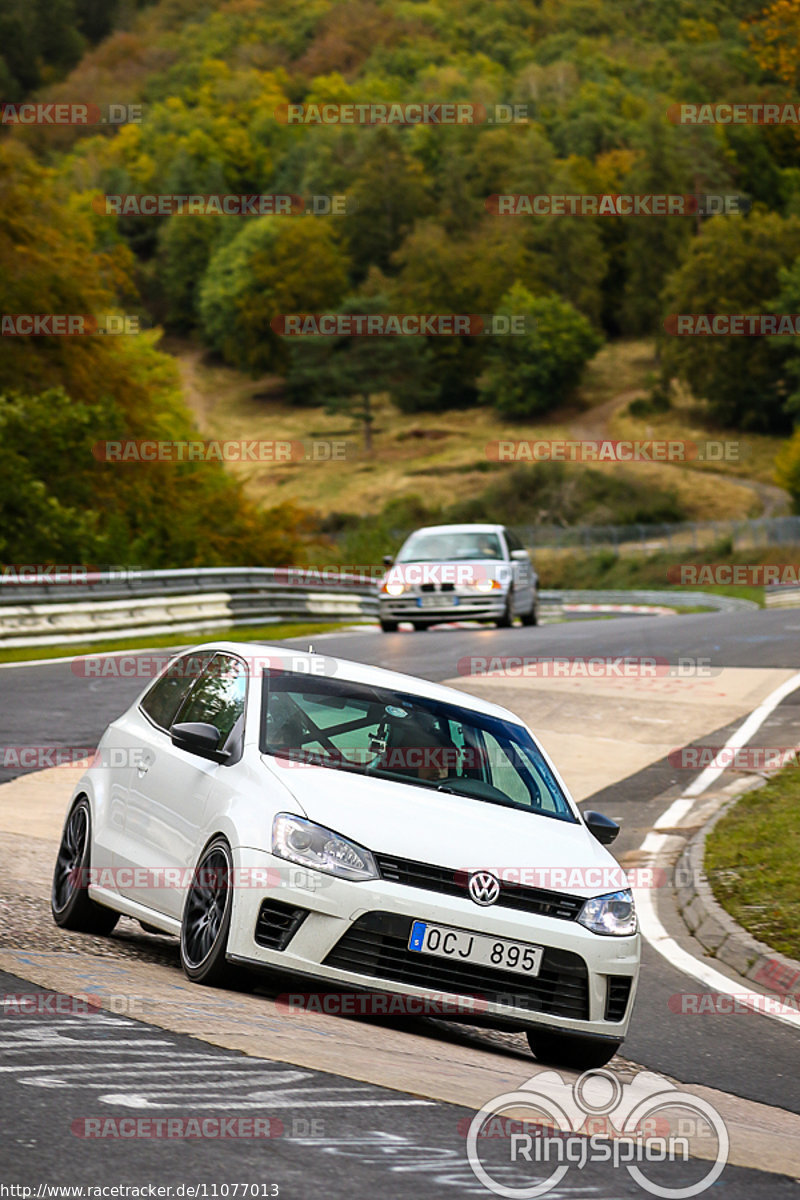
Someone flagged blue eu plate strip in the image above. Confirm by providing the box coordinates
[408,920,427,951]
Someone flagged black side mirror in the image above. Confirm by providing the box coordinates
[171,721,230,764]
[382,555,394,568]
[583,810,620,845]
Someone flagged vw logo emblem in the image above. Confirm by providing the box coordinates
[468,871,500,906]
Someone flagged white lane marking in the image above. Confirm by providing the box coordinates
[0,1053,190,1073]
[635,669,800,1030]
[0,1038,174,1051]
[103,1090,432,1110]
[23,1061,265,1086]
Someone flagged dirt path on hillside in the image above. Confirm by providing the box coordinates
[571,388,791,518]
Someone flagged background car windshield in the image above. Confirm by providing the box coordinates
[261,672,575,821]
[397,531,503,562]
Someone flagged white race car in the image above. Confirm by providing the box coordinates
[52,641,639,1068]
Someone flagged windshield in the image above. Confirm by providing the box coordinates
[260,671,576,821]
[396,530,504,562]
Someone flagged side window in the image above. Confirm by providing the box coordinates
[480,731,538,807]
[505,528,522,554]
[139,651,214,731]
[175,653,248,742]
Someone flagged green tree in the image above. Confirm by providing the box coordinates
[478,283,603,418]
[285,295,437,451]
[661,211,800,432]
[198,217,349,373]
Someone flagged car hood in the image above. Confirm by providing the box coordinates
[264,758,626,897]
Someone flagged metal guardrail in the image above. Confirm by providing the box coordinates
[0,570,760,649]
[765,586,800,608]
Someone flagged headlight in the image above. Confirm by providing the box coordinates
[381,581,406,597]
[578,889,637,936]
[472,578,502,593]
[272,813,378,881]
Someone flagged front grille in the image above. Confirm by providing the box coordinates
[254,899,309,951]
[375,853,585,921]
[419,583,455,593]
[323,911,589,1020]
[605,976,633,1022]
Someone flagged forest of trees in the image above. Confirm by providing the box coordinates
[4,0,800,561]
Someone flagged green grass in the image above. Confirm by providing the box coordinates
[705,763,800,961]
[0,621,369,665]
[532,539,798,601]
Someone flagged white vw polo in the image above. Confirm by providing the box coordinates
[52,641,640,1068]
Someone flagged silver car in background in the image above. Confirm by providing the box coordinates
[378,523,538,632]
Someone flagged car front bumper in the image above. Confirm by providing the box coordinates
[379,592,509,622]
[226,847,640,1039]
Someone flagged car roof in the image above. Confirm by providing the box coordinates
[188,640,524,726]
[403,523,507,535]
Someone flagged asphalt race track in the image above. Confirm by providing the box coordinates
[2,608,800,1197]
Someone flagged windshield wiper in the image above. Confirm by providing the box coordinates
[435,782,523,810]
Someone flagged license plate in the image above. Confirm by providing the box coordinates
[417,594,458,608]
[408,921,542,976]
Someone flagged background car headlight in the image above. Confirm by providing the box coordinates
[272,813,378,881]
[578,889,637,936]
[381,581,406,597]
[472,578,502,593]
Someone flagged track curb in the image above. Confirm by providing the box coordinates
[675,787,800,998]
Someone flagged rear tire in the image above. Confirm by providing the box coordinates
[521,599,538,626]
[527,1029,621,1069]
[411,622,430,631]
[51,798,120,935]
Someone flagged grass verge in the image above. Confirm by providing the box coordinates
[705,763,800,961]
[0,621,370,666]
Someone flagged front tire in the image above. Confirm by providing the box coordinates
[51,798,119,935]
[496,593,514,628]
[379,619,399,632]
[180,837,250,988]
[527,1029,621,1069]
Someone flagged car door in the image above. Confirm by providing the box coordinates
[117,651,247,920]
[503,527,536,615]
[99,650,212,884]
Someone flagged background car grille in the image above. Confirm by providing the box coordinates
[604,975,634,1022]
[323,911,589,1020]
[375,853,585,921]
[254,899,309,950]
